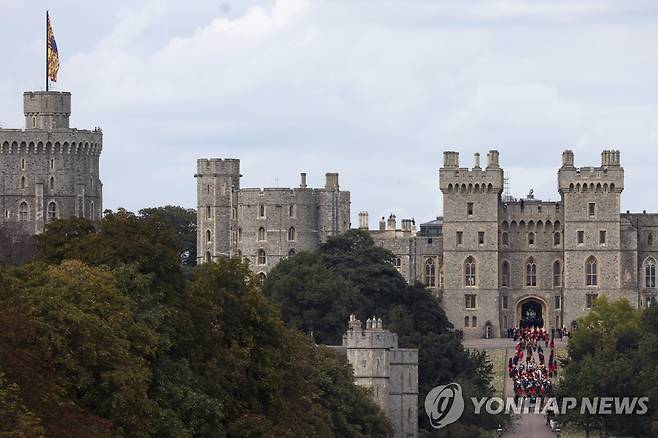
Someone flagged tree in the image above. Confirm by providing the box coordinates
[140,205,197,266]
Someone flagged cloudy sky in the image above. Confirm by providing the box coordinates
[1,0,658,225]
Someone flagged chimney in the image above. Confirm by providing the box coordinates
[486,150,500,169]
[358,211,369,229]
[325,172,339,189]
[387,214,396,230]
[300,172,307,188]
[562,150,574,168]
[474,153,481,169]
[401,219,412,231]
[443,151,459,168]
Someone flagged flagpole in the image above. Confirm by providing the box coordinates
[45,10,49,91]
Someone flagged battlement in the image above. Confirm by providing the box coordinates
[439,150,504,193]
[390,348,418,365]
[343,314,399,349]
[196,158,241,175]
[558,150,624,194]
[23,91,71,130]
[0,131,103,156]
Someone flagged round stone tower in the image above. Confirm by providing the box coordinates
[0,91,103,235]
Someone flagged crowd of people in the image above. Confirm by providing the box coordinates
[505,326,571,340]
[508,327,559,402]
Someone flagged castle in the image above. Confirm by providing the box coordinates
[330,315,418,438]
[0,91,103,234]
[199,150,658,338]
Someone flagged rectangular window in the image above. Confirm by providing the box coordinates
[589,203,596,217]
[259,204,266,218]
[465,294,477,309]
[289,204,296,217]
[599,230,606,245]
[586,294,598,309]
[393,257,401,268]
[555,296,561,309]
[478,231,485,245]
[577,231,585,244]
[456,231,463,245]
[502,296,508,309]
[467,202,474,216]
[206,206,212,219]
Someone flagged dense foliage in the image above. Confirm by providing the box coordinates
[557,297,658,437]
[0,210,391,437]
[262,230,506,436]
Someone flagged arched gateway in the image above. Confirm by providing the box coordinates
[515,296,548,329]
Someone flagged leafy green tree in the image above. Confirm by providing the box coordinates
[140,205,197,266]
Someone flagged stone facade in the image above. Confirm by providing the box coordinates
[195,158,350,279]
[339,314,418,438]
[0,91,103,235]
[371,150,657,339]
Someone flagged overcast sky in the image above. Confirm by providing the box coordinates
[2,0,658,225]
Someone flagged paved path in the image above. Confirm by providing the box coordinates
[463,337,569,438]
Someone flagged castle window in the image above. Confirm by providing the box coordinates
[464,256,476,287]
[645,258,656,288]
[424,258,436,287]
[502,295,508,309]
[20,158,25,170]
[259,204,266,218]
[554,232,561,246]
[47,202,57,222]
[258,272,267,286]
[464,316,470,327]
[528,232,535,246]
[20,176,26,189]
[599,230,607,245]
[18,202,28,221]
[456,231,463,246]
[472,316,478,327]
[257,249,267,265]
[501,261,510,287]
[393,256,401,267]
[232,207,237,220]
[289,204,296,217]
[287,227,296,241]
[49,176,55,190]
[207,206,211,219]
[526,258,537,287]
[589,202,596,217]
[467,202,474,216]
[553,261,562,287]
[50,159,54,169]
[465,294,476,309]
[3,210,9,219]
[90,202,95,220]
[258,227,266,241]
[288,248,296,257]
[206,230,212,242]
[555,295,561,309]
[586,293,598,309]
[502,232,509,246]
[237,227,242,242]
[577,231,585,244]
[649,233,654,246]
[478,231,485,245]
[207,185,211,194]
[586,256,598,286]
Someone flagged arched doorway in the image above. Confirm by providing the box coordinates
[515,296,547,329]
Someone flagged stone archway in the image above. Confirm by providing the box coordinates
[515,296,548,329]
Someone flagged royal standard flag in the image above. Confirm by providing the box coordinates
[47,13,59,82]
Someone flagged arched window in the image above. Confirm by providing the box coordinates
[259,204,266,218]
[258,249,267,265]
[237,227,242,242]
[206,229,212,242]
[90,201,95,220]
[649,233,654,246]
[49,176,55,190]
[472,316,478,327]
[526,258,537,286]
[258,272,267,286]
[20,158,25,170]
[528,232,535,246]
[20,176,26,189]
[553,261,562,287]
[645,258,656,289]
[287,227,296,241]
[424,258,436,287]
[206,205,211,219]
[47,202,57,222]
[464,316,470,328]
[501,261,510,287]
[501,232,509,246]
[464,256,476,287]
[18,202,28,221]
[554,232,561,245]
[258,227,266,241]
[586,256,598,286]
[289,204,295,217]
[288,248,296,257]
